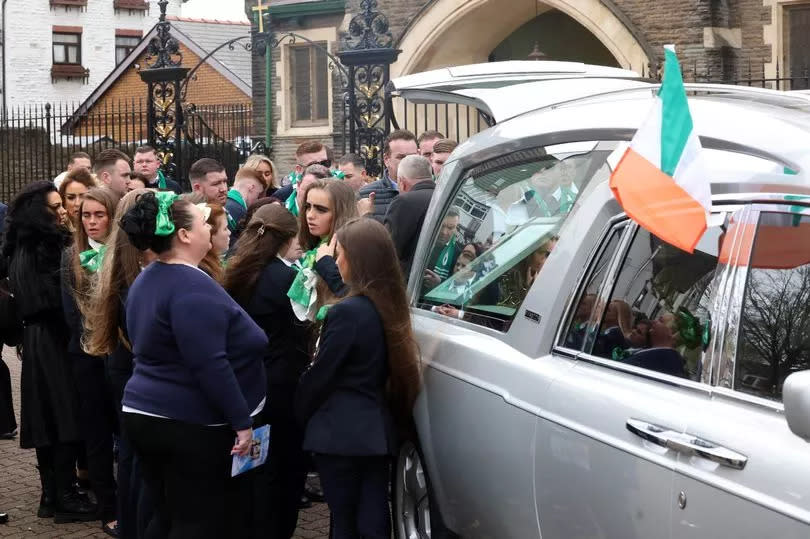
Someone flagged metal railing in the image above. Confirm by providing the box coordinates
[0,100,253,202]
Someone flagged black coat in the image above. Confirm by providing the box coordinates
[246,258,312,393]
[384,180,435,277]
[10,234,81,448]
[295,295,396,456]
[358,172,399,223]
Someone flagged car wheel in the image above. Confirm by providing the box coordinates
[394,440,451,539]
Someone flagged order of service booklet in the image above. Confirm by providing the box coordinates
[231,424,271,477]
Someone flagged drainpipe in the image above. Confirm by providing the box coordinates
[1,0,8,124]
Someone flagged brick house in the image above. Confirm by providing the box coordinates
[245,0,810,175]
[0,0,187,117]
[62,17,252,141]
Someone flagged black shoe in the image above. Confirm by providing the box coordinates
[53,489,97,524]
[0,429,16,440]
[0,512,8,524]
[36,492,54,518]
[298,494,312,509]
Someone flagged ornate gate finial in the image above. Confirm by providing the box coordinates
[145,0,182,69]
[344,0,394,50]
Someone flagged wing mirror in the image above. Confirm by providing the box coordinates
[783,371,810,441]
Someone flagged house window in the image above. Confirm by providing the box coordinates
[53,31,81,65]
[784,4,810,89]
[289,43,329,127]
[115,35,141,65]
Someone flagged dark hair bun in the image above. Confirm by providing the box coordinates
[119,192,159,251]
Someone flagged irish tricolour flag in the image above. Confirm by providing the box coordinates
[610,45,710,253]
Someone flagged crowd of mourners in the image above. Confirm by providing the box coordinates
[0,129,459,539]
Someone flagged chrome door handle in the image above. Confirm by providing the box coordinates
[626,419,748,470]
[626,418,672,448]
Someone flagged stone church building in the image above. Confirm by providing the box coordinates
[246,0,810,174]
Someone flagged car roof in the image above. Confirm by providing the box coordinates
[449,86,810,193]
[392,60,640,90]
[391,61,645,123]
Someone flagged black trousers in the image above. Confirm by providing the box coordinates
[263,390,308,539]
[123,412,234,539]
[36,442,79,497]
[71,355,117,521]
[314,454,391,539]
[0,355,16,435]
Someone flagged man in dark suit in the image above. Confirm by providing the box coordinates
[383,155,435,277]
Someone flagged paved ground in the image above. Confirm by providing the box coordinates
[0,347,330,538]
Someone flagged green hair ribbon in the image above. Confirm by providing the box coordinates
[154,192,179,236]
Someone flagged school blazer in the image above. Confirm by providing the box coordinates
[295,295,396,456]
[246,258,312,390]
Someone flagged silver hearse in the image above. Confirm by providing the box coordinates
[392,63,810,538]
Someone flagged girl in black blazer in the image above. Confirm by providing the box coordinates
[224,203,308,539]
[295,218,421,539]
[60,187,120,531]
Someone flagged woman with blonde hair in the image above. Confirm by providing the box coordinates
[60,187,119,533]
[243,154,280,196]
[295,218,421,539]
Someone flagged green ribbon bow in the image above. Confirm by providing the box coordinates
[155,192,179,236]
[287,238,328,321]
[331,170,345,180]
[79,244,107,274]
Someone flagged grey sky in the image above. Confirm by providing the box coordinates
[182,0,248,22]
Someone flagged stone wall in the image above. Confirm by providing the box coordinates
[2,0,181,109]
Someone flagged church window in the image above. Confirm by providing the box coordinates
[784,3,810,89]
[289,43,329,127]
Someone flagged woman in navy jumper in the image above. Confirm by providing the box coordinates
[118,191,268,539]
[60,187,120,532]
[295,218,421,539]
[224,203,308,539]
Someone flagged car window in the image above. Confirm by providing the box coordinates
[582,215,735,381]
[416,141,610,332]
[734,211,810,401]
[560,227,624,352]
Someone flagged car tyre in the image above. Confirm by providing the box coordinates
[394,440,453,539]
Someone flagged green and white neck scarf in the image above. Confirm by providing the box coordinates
[287,238,330,321]
[156,169,168,190]
[79,238,107,274]
[226,188,245,230]
[284,173,303,216]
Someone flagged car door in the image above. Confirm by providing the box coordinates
[408,140,617,538]
[535,207,744,539]
[668,203,810,538]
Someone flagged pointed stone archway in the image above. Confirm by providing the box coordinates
[391,0,653,77]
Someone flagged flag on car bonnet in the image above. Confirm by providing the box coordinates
[609,45,710,253]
